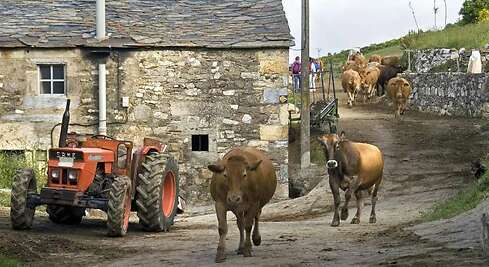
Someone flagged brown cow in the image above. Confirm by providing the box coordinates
[341,69,361,107]
[381,55,401,68]
[369,54,383,64]
[209,147,277,263]
[387,77,412,119]
[318,132,384,227]
[360,66,381,102]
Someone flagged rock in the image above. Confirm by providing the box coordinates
[134,105,153,122]
[223,118,240,125]
[259,125,288,141]
[242,114,252,124]
[223,90,235,96]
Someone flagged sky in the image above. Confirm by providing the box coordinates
[283,0,466,62]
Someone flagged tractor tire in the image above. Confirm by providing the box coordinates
[10,169,37,230]
[107,175,132,237]
[47,205,85,225]
[136,152,179,232]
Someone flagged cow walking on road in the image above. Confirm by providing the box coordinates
[318,132,384,227]
[209,147,277,263]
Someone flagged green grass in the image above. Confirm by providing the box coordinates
[0,191,10,207]
[0,153,47,191]
[422,163,489,221]
[320,21,489,75]
[311,138,326,165]
[0,255,21,267]
[402,22,489,49]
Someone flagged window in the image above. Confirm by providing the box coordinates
[39,64,65,95]
[192,135,209,152]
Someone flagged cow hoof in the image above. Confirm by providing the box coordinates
[351,217,360,224]
[215,253,226,263]
[369,217,377,224]
[331,221,340,227]
[340,209,349,221]
[252,234,262,246]
[242,248,253,257]
[236,247,244,255]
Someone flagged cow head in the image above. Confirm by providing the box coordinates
[208,156,262,207]
[318,132,346,170]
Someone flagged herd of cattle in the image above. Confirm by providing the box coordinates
[341,53,412,118]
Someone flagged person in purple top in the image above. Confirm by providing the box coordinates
[291,56,301,92]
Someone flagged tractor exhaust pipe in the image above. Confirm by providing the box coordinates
[59,99,70,148]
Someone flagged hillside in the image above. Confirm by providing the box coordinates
[321,21,489,71]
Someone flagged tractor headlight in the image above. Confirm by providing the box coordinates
[51,169,61,180]
[68,169,78,183]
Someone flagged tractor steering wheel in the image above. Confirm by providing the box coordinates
[91,135,115,140]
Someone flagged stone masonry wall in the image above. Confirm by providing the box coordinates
[411,49,489,73]
[0,48,290,204]
[404,73,489,117]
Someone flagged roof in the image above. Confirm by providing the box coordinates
[0,0,293,49]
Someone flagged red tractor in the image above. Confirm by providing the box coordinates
[10,100,181,236]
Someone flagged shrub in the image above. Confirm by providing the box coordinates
[0,153,47,190]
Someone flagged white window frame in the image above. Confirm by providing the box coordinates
[38,64,66,95]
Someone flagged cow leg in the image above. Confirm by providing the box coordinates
[347,92,353,107]
[236,211,245,254]
[341,187,351,221]
[243,206,258,257]
[370,176,383,224]
[329,176,341,227]
[351,190,364,224]
[215,202,228,263]
[252,209,262,246]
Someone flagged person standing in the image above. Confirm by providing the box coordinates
[309,58,317,90]
[291,56,301,92]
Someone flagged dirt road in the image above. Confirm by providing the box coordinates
[1,99,488,266]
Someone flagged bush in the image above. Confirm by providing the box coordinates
[0,153,47,190]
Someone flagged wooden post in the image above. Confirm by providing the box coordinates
[300,0,310,169]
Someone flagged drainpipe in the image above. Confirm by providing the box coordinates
[96,0,107,135]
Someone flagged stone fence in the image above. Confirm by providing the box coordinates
[403,73,489,117]
[409,48,489,73]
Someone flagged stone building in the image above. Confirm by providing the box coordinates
[0,0,293,203]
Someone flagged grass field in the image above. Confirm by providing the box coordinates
[0,255,21,267]
[422,162,489,221]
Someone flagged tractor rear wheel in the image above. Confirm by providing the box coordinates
[136,152,179,232]
[47,205,85,225]
[10,169,37,230]
[107,175,132,237]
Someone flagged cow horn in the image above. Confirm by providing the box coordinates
[208,164,225,173]
[248,160,263,171]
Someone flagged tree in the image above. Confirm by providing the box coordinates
[459,0,489,24]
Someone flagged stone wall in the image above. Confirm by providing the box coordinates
[404,73,489,117]
[0,47,290,204]
[410,49,489,73]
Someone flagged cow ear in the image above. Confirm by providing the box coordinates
[248,160,263,171]
[208,164,225,173]
[339,131,346,140]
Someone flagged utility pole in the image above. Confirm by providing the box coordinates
[300,0,310,170]
[444,0,448,28]
[434,0,439,29]
[409,2,421,33]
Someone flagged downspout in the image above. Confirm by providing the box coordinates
[96,0,107,135]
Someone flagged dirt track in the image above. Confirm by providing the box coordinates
[1,97,489,266]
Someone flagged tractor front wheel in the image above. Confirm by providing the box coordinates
[47,205,85,225]
[136,152,179,232]
[107,175,132,237]
[10,169,37,230]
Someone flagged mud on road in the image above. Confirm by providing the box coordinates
[1,99,489,266]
